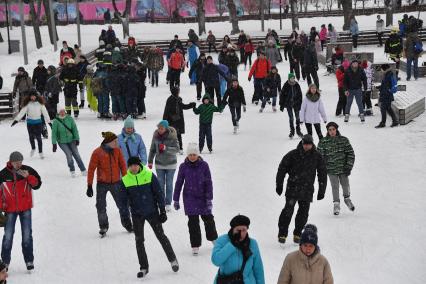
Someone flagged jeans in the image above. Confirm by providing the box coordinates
[188,215,218,248]
[151,70,159,86]
[345,89,364,115]
[336,87,347,116]
[199,123,213,152]
[261,96,277,108]
[406,58,419,80]
[96,182,131,230]
[58,142,86,172]
[97,93,110,114]
[27,123,43,153]
[132,215,176,270]
[219,80,227,98]
[305,123,323,139]
[1,210,33,264]
[156,169,176,206]
[111,95,126,114]
[278,198,310,237]
[328,174,350,203]
[229,106,241,126]
[287,107,301,132]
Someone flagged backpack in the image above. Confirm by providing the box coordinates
[91,77,103,94]
[414,41,423,55]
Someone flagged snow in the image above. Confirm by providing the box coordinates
[0,14,426,284]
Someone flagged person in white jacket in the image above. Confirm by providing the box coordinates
[11,89,51,159]
[376,15,385,47]
[299,84,327,140]
[361,60,373,116]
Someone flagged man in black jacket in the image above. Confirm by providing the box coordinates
[32,60,48,94]
[275,135,327,244]
[201,56,228,106]
[59,59,80,117]
[189,53,207,101]
[343,60,368,123]
[303,42,319,89]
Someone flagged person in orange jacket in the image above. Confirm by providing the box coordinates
[167,47,185,91]
[248,51,271,105]
[87,131,131,237]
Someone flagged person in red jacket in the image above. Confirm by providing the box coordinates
[248,51,271,104]
[167,47,185,91]
[244,36,255,69]
[335,61,349,116]
[87,131,131,237]
[0,151,41,270]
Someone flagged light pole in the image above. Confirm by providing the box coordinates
[5,0,11,54]
[280,0,282,30]
[49,0,57,51]
[76,0,81,47]
[19,0,28,65]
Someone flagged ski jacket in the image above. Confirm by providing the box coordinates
[118,129,147,165]
[212,234,265,284]
[51,115,79,145]
[163,94,193,134]
[224,54,240,75]
[168,51,185,71]
[276,142,327,202]
[148,127,180,169]
[244,42,255,53]
[264,73,282,98]
[335,67,345,89]
[279,81,302,110]
[173,157,213,216]
[15,101,50,125]
[350,19,359,35]
[32,66,48,93]
[318,133,355,175]
[299,93,327,124]
[120,166,164,218]
[193,95,223,124]
[60,65,80,98]
[189,57,206,84]
[188,45,200,66]
[0,163,41,213]
[248,58,271,79]
[87,145,127,186]
[202,63,227,88]
[319,28,328,41]
[343,67,367,91]
[13,72,33,95]
[385,33,403,57]
[237,34,248,48]
[291,43,305,61]
[277,250,334,284]
[223,86,246,108]
[303,46,318,72]
[379,70,396,105]
[265,47,281,67]
[45,75,62,96]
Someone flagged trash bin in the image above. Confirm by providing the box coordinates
[10,40,20,53]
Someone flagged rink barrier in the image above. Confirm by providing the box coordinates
[391,90,425,125]
[0,92,18,120]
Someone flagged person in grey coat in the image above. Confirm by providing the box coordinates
[265,40,282,67]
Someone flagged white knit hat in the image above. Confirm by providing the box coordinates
[186,143,200,155]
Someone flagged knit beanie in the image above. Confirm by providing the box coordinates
[186,143,200,155]
[230,215,250,229]
[101,131,118,144]
[288,72,295,80]
[123,115,135,129]
[300,224,318,246]
[157,120,169,129]
[127,156,141,167]
[302,134,314,145]
[171,86,180,97]
[9,151,24,162]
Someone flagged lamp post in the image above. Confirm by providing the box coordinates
[5,0,11,54]
[19,0,28,65]
[49,0,57,51]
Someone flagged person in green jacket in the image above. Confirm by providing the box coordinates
[193,94,223,153]
[317,122,355,216]
[51,108,86,177]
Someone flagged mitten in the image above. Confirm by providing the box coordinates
[86,185,94,198]
[159,211,168,223]
[159,144,166,153]
[75,140,80,146]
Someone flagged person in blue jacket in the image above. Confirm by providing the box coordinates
[211,215,265,284]
[118,116,147,164]
[188,41,200,85]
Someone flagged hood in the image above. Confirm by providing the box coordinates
[154,126,177,141]
[184,156,204,166]
[306,92,320,102]
[202,94,212,102]
[297,141,316,153]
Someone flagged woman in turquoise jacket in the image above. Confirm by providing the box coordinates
[211,215,265,284]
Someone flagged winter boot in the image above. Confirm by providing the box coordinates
[333,202,340,215]
[360,113,365,123]
[74,112,79,118]
[278,235,287,244]
[122,218,133,233]
[259,107,264,113]
[344,198,355,211]
[375,122,386,128]
[79,100,85,109]
[391,121,399,127]
[289,129,295,138]
[293,235,301,244]
[233,126,238,134]
[137,268,149,278]
[296,127,303,138]
[26,262,34,271]
[344,114,349,122]
[170,260,179,272]
[192,247,199,256]
[99,228,108,237]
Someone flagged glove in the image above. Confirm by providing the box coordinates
[86,185,93,198]
[173,201,180,211]
[27,175,38,187]
[52,144,57,153]
[206,200,213,211]
[11,121,18,127]
[159,144,166,153]
[248,77,251,82]
[48,122,52,129]
[276,186,283,196]
[317,192,325,201]
[243,105,246,112]
[280,106,284,112]
[148,163,153,169]
[189,102,196,108]
[314,66,319,71]
[159,211,168,223]
[75,140,80,146]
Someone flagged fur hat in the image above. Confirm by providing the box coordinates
[186,143,200,155]
[101,131,118,144]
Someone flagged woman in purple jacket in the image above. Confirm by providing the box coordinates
[173,142,218,255]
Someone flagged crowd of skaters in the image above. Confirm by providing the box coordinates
[0,16,424,283]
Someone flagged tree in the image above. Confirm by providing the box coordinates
[43,0,59,45]
[290,0,299,30]
[260,0,265,31]
[28,0,42,49]
[227,0,240,35]
[342,0,353,30]
[197,0,206,36]
[385,0,397,26]
[112,0,131,38]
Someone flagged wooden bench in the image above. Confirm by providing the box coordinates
[0,92,18,120]
[391,91,425,125]
[318,42,353,66]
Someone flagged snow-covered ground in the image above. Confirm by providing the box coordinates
[0,15,426,284]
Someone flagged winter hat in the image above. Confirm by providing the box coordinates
[123,115,135,129]
[9,151,24,162]
[207,55,213,60]
[288,72,295,80]
[186,143,200,155]
[171,86,180,96]
[157,120,169,129]
[18,66,25,72]
[101,131,118,144]
[127,156,141,167]
[326,122,339,130]
[37,59,44,65]
[302,134,314,145]
[300,224,318,246]
[230,215,250,229]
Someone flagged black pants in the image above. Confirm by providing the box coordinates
[294,60,306,80]
[336,87,347,116]
[137,88,146,115]
[244,52,252,67]
[196,82,203,100]
[363,91,372,110]
[188,215,218,248]
[239,47,245,63]
[377,32,383,46]
[352,35,358,48]
[65,97,79,116]
[208,43,218,53]
[278,198,310,237]
[229,106,241,126]
[306,69,319,89]
[169,69,181,91]
[287,107,301,133]
[27,123,43,153]
[175,128,183,150]
[380,103,397,124]
[305,123,323,139]
[199,123,212,152]
[205,86,221,106]
[132,215,176,270]
[321,40,326,51]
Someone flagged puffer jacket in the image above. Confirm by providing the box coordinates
[87,145,127,186]
[264,73,281,98]
[15,101,51,125]
[51,114,79,144]
[299,92,327,124]
[13,72,33,95]
[148,127,180,169]
[318,132,355,175]
[223,85,246,108]
[279,81,302,110]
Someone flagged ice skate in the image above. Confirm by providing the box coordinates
[344,198,355,211]
[333,202,340,215]
[192,247,199,256]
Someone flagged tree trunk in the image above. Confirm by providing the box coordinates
[227,0,240,35]
[43,0,58,44]
[29,0,42,49]
[197,0,206,36]
[290,0,299,30]
[385,0,396,27]
[260,0,265,31]
[0,32,3,43]
[342,0,353,31]
[112,0,131,38]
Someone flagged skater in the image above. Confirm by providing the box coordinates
[77,55,89,108]
[87,132,132,236]
[13,67,33,108]
[212,215,265,284]
[201,56,228,106]
[385,27,403,80]
[168,47,185,91]
[223,47,240,79]
[32,59,48,94]
[243,36,255,69]
[118,115,147,165]
[361,60,373,116]
[146,45,164,87]
[318,122,355,215]
[265,40,281,67]
[206,30,218,53]
[350,16,359,49]
[248,51,271,105]
[276,134,327,244]
[299,84,327,140]
[189,53,207,100]
[319,24,327,51]
[237,30,248,64]
[0,151,42,270]
[44,65,62,120]
[135,62,147,118]
[163,87,196,153]
[222,78,247,134]
[93,63,111,118]
[343,60,367,123]
[303,42,320,89]
[279,73,303,138]
[376,15,385,47]
[173,143,218,255]
[51,108,86,177]
[108,64,126,120]
[188,41,200,85]
[405,32,422,81]
[277,224,334,284]
[335,62,348,116]
[375,64,399,128]
[260,66,281,112]
[327,24,338,44]
[83,65,98,113]
[120,156,179,278]
[193,94,223,153]
[291,37,306,81]
[59,59,80,118]
[59,41,76,65]
[148,120,180,211]
[11,90,51,159]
